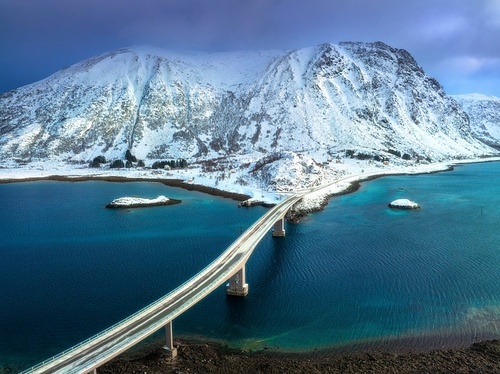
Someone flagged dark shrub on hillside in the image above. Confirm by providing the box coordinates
[152,159,188,169]
[356,152,372,160]
[152,161,169,169]
[110,159,125,168]
[374,155,389,162]
[345,149,355,158]
[125,149,137,163]
[388,149,402,158]
[90,155,106,168]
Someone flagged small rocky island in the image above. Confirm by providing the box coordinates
[388,198,420,209]
[106,195,181,209]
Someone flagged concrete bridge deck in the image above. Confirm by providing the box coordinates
[22,194,303,374]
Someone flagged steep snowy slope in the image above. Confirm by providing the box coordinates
[0,42,496,176]
[453,93,500,149]
[0,46,279,161]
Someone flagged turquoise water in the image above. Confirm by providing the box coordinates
[1,163,499,371]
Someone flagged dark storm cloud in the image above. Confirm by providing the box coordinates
[1,0,499,95]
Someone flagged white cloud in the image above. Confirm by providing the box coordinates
[442,55,500,74]
[418,15,468,41]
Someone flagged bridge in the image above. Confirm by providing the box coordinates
[22,193,304,374]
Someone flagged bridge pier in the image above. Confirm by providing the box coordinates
[272,217,286,237]
[226,266,249,296]
[163,321,177,358]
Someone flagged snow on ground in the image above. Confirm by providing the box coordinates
[2,155,498,212]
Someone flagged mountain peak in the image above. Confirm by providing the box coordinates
[0,42,496,171]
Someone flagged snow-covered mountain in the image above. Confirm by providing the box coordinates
[452,93,500,149]
[0,42,497,191]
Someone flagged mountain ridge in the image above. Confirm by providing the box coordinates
[452,93,500,149]
[0,42,498,192]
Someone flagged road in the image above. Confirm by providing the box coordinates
[22,194,303,374]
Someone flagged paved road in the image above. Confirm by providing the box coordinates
[22,194,303,374]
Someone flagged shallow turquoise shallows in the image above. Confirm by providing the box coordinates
[1,162,499,371]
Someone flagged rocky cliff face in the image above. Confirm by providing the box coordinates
[452,93,500,149]
[0,42,496,164]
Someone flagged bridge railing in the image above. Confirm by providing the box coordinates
[22,195,302,374]
[22,231,249,373]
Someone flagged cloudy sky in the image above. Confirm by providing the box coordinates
[1,0,499,96]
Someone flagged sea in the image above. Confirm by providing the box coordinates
[1,162,499,371]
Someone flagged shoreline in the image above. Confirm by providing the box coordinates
[0,161,459,203]
[2,158,499,209]
[0,174,252,201]
[98,338,500,373]
[2,158,500,372]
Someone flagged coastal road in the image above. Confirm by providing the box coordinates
[22,194,303,374]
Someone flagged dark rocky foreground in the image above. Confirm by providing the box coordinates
[99,339,499,374]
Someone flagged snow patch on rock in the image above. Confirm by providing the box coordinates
[388,199,420,209]
[106,195,179,208]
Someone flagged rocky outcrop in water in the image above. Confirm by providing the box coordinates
[105,195,181,209]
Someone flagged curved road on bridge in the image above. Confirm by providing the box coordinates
[23,194,304,374]
[23,170,384,374]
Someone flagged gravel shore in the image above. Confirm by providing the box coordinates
[99,339,499,373]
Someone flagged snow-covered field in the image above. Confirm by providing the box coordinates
[2,155,497,212]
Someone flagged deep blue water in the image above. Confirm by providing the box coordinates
[1,163,500,371]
